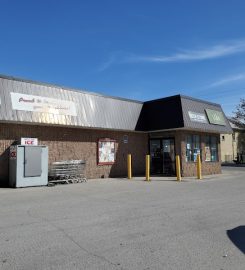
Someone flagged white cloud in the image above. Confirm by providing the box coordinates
[98,39,245,71]
[98,56,116,72]
[128,39,245,63]
[208,73,245,88]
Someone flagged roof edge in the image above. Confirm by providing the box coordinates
[0,74,225,108]
[0,74,143,105]
[143,94,222,107]
[0,120,147,133]
[179,94,221,107]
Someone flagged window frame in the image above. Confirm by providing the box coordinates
[205,135,218,162]
[186,134,201,162]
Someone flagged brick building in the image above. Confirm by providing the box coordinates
[0,75,232,186]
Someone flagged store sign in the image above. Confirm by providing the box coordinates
[188,111,207,123]
[21,137,38,146]
[10,92,77,116]
[205,109,226,126]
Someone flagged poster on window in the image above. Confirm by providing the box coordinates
[98,139,116,165]
[205,146,211,161]
[193,149,200,162]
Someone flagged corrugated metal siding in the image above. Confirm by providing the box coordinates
[0,76,143,131]
[180,96,233,133]
[0,75,233,134]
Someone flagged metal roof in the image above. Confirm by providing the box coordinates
[0,75,143,131]
[180,96,233,133]
[228,119,245,130]
[0,74,233,133]
[136,95,232,133]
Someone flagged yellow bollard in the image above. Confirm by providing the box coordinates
[197,154,202,180]
[127,154,132,179]
[145,155,150,181]
[176,155,181,181]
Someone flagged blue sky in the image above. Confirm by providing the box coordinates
[1,0,245,115]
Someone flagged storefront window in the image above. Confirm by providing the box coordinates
[186,135,201,162]
[205,136,218,162]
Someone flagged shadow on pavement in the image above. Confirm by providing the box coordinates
[222,163,245,167]
[227,226,245,254]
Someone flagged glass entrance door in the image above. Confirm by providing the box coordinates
[149,138,176,175]
[149,139,163,174]
[162,138,176,175]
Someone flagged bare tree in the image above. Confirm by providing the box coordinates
[232,98,245,128]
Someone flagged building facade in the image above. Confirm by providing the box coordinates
[220,120,245,163]
[0,75,232,186]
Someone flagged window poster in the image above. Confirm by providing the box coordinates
[98,138,116,165]
[205,146,211,161]
[193,149,200,162]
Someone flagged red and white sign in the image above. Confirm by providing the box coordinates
[10,146,17,160]
[21,138,38,146]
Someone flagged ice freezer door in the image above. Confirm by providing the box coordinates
[24,146,42,177]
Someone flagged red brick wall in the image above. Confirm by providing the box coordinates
[0,123,148,185]
[0,123,222,185]
[179,131,221,176]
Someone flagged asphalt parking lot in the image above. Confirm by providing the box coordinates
[0,167,244,270]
